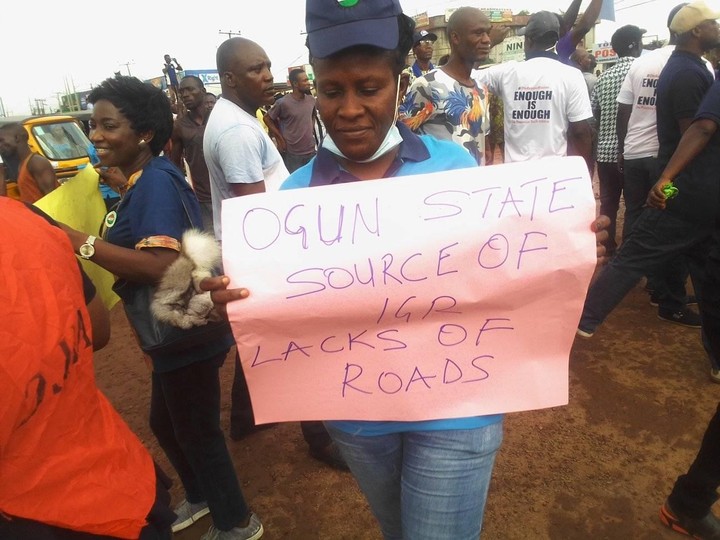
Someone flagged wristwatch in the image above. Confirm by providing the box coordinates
[79,235,97,260]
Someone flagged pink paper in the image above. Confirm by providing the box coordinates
[222,156,597,423]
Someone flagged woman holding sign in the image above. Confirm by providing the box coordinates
[209,1,609,538]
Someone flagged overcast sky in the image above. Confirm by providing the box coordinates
[0,0,711,115]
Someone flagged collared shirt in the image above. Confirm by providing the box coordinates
[402,60,436,87]
[400,68,490,166]
[309,122,428,187]
[282,122,474,191]
[591,56,635,163]
[657,49,715,169]
[279,124,504,437]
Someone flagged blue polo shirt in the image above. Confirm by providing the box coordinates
[656,50,714,169]
[280,123,503,435]
[656,50,717,225]
[668,80,720,225]
[108,156,233,372]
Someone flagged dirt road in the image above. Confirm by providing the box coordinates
[94,278,718,540]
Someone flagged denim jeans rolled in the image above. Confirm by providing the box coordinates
[150,352,249,531]
[326,421,503,540]
[597,161,624,253]
[580,207,713,333]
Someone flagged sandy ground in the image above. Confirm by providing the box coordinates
[93,164,720,539]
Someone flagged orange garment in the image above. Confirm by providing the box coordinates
[17,153,57,203]
[0,198,156,538]
[5,181,20,200]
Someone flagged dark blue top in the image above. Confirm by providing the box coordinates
[657,51,717,225]
[108,156,233,371]
[656,50,714,168]
[668,80,720,224]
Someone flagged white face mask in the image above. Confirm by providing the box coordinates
[321,74,403,164]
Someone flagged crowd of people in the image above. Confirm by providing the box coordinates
[2,0,720,539]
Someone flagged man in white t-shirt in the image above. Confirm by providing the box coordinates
[204,37,346,471]
[204,37,289,241]
[473,11,593,169]
[617,45,677,240]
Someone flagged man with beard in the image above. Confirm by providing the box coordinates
[264,68,318,172]
[171,75,214,233]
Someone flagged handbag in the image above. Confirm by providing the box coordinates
[116,279,231,355]
[112,171,232,355]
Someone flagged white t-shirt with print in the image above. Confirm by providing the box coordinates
[204,97,289,239]
[616,46,675,160]
[473,57,593,163]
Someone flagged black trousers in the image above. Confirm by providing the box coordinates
[150,352,249,531]
[669,225,720,518]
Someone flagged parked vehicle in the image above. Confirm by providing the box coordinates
[0,114,92,181]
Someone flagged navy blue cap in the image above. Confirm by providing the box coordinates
[306,0,402,58]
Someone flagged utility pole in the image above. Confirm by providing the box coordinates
[119,60,134,76]
[219,29,241,39]
[34,99,47,115]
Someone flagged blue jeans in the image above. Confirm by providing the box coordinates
[326,421,503,540]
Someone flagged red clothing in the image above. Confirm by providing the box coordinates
[0,198,156,538]
[17,153,59,203]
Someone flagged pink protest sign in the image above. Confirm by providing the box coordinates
[222,156,597,424]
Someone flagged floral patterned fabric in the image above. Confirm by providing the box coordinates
[400,68,489,165]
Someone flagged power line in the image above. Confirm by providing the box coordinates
[616,0,660,11]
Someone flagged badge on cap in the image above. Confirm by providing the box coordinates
[337,0,359,6]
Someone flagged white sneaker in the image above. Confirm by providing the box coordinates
[576,328,594,338]
[200,512,263,540]
[171,499,210,533]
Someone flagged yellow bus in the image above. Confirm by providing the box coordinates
[0,114,92,182]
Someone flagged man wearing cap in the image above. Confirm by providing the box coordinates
[404,29,437,84]
[591,24,645,255]
[400,7,492,165]
[473,11,593,169]
[578,1,719,345]
[270,1,612,538]
[647,69,720,539]
[611,3,711,343]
